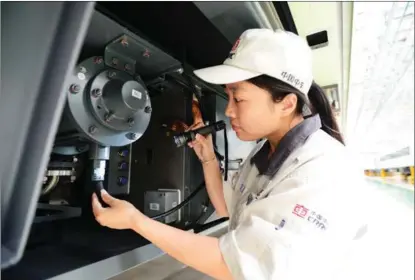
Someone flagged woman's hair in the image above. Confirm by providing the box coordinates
[248,75,344,144]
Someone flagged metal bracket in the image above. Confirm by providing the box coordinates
[34,203,82,223]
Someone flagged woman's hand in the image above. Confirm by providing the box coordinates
[187,122,216,163]
[92,190,142,230]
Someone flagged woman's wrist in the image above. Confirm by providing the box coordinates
[200,155,217,165]
[130,209,146,232]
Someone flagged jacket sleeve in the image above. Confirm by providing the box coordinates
[218,177,366,280]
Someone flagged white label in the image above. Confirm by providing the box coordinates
[149,203,160,211]
[77,72,86,80]
[132,89,142,99]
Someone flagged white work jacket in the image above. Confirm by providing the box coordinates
[219,122,367,280]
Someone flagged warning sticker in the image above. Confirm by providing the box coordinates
[132,89,142,99]
[149,203,160,211]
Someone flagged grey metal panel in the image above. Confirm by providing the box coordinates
[194,2,284,44]
[0,2,95,269]
[48,221,229,280]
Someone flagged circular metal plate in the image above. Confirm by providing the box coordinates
[66,57,152,147]
[88,70,148,131]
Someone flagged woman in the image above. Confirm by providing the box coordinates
[92,29,366,280]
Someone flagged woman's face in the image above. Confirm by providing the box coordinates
[225,81,288,141]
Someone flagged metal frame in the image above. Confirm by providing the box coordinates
[33,204,82,224]
[0,2,95,269]
[48,220,229,280]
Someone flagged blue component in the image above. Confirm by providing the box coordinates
[118,148,129,157]
[118,161,128,171]
[117,176,128,186]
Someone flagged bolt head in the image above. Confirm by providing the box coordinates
[70,84,81,94]
[175,68,184,74]
[89,125,97,134]
[144,106,152,114]
[104,113,111,122]
[128,118,135,127]
[93,56,103,64]
[91,88,102,97]
[125,64,132,71]
[112,57,119,65]
[108,71,117,78]
[142,49,151,58]
[126,132,137,140]
[121,37,129,47]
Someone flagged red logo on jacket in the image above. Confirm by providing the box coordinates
[293,204,309,218]
[231,38,241,52]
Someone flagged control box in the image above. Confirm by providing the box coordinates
[107,145,132,195]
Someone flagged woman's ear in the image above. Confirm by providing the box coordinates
[281,93,297,115]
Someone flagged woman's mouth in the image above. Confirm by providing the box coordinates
[231,125,241,132]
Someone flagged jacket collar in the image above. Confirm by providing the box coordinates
[251,114,322,177]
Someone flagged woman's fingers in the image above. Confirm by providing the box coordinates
[101,189,118,206]
[92,193,104,217]
[185,122,204,132]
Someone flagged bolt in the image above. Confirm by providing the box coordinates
[126,132,137,140]
[70,176,77,183]
[89,125,97,134]
[73,157,78,163]
[69,84,81,94]
[128,118,135,127]
[121,37,129,47]
[144,106,152,114]
[175,68,184,74]
[93,56,103,64]
[142,49,151,58]
[79,66,87,74]
[108,71,117,78]
[124,63,132,71]
[112,57,119,65]
[91,88,102,98]
[104,111,114,122]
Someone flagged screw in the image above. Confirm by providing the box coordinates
[144,106,152,114]
[108,71,117,78]
[104,111,114,122]
[89,125,97,134]
[112,57,119,65]
[70,176,77,183]
[126,132,137,140]
[121,37,129,47]
[175,68,184,74]
[128,118,135,127]
[69,84,81,94]
[142,49,151,58]
[93,56,103,64]
[124,64,132,71]
[73,157,78,163]
[79,66,87,74]
[91,88,102,98]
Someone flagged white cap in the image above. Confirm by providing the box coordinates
[194,29,313,94]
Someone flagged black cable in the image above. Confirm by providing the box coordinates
[223,128,229,181]
[150,182,205,220]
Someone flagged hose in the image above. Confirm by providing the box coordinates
[150,182,205,220]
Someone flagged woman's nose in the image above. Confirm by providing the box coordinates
[225,101,236,118]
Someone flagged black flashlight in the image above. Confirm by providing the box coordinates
[173,120,226,148]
